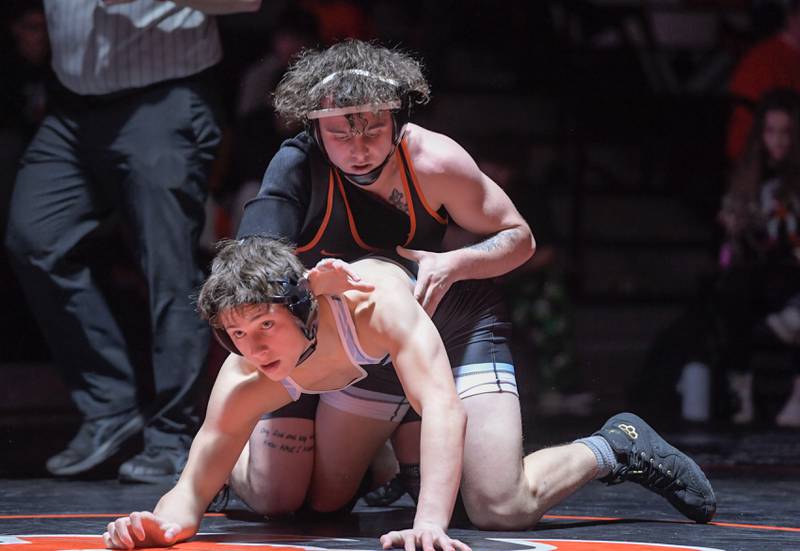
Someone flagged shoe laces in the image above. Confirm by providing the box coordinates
[618,446,685,496]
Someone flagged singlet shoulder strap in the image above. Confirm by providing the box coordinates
[323,295,386,366]
[398,138,447,225]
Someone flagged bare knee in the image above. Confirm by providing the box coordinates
[307,479,361,513]
[466,501,543,530]
[462,486,543,530]
[231,481,305,516]
[230,473,307,516]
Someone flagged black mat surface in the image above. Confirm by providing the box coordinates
[1,471,798,551]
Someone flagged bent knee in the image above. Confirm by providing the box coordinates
[466,502,543,531]
[229,476,306,516]
[307,488,356,514]
[462,490,542,530]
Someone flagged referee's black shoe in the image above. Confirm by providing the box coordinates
[46,409,143,476]
[594,412,716,523]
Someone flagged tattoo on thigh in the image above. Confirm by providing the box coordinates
[260,427,314,454]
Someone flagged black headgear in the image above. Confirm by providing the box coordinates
[305,70,414,186]
[212,278,319,362]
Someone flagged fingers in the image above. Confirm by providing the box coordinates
[379,529,468,551]
[421,531,435,551]
[129,512,146,541]
[103,512,174,549]
[403,532,416,551]
[418,278,449,316]
[350,280,376,292]
[396,245,424,261]
[380,531,400,549]
[105,517,134,549]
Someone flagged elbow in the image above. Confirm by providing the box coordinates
[528,233,537,261]
[522,224,536,262]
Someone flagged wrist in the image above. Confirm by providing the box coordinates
[412,514,448,531]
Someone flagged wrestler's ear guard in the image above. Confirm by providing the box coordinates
[213,325,242,356]
[305,86,416,154]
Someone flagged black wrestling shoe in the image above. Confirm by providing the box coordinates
[594,412,716,523]
[46,409,143,476]
[363,476,406,507]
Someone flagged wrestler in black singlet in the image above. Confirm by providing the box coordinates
[239,132,515,419]
[239,132,448,268]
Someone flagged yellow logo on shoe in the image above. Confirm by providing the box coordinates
[618,423,638,439]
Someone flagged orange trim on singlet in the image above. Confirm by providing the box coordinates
[399,139,448,225]
[335,171,380,252]
[297,171,335,253]
[394,145,417,247]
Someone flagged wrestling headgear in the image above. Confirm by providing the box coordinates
[212,278,319,364]
[306,69,413,186]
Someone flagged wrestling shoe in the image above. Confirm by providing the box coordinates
[594,412,716,523]
[363,475,406,507]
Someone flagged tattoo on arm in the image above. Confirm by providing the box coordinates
[259,427,315,454]
[467,228,518,253]
[388,188,409,214]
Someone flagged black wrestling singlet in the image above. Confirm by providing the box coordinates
[296,139,449,266]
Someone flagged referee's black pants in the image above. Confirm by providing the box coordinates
[4,74,222,450]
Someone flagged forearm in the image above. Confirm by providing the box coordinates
[450,226,535,280]
[414,400,466,529]
[167,0,261,14]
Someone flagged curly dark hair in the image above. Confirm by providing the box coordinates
[273,39,430,124]
[197,236,306,327]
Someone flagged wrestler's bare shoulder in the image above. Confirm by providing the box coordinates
[215,352,264,390]
[403,124,473,176]
[348,257,414,290]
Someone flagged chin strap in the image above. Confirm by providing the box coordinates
[339,148,395,186]
[296,338,317,366]
[339,125,407,187]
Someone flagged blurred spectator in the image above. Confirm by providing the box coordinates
[0,0,51,363]
[236,7,320,120]
[220,6,320,237]
[716,88,800,427]
[726,0,800,160]
[1,0,51,228]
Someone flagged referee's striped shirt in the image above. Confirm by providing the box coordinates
[44,0,223,96]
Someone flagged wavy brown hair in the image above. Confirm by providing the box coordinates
[197,237,306,327]
[273,39,430,124]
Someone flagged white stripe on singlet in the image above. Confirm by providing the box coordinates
[44,0,222,95]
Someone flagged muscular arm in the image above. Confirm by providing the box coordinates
[396,130,535,313]
[361,279,466,530]
[435,143,534,279]
[143,355,291,543]
[402,128,535,280]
